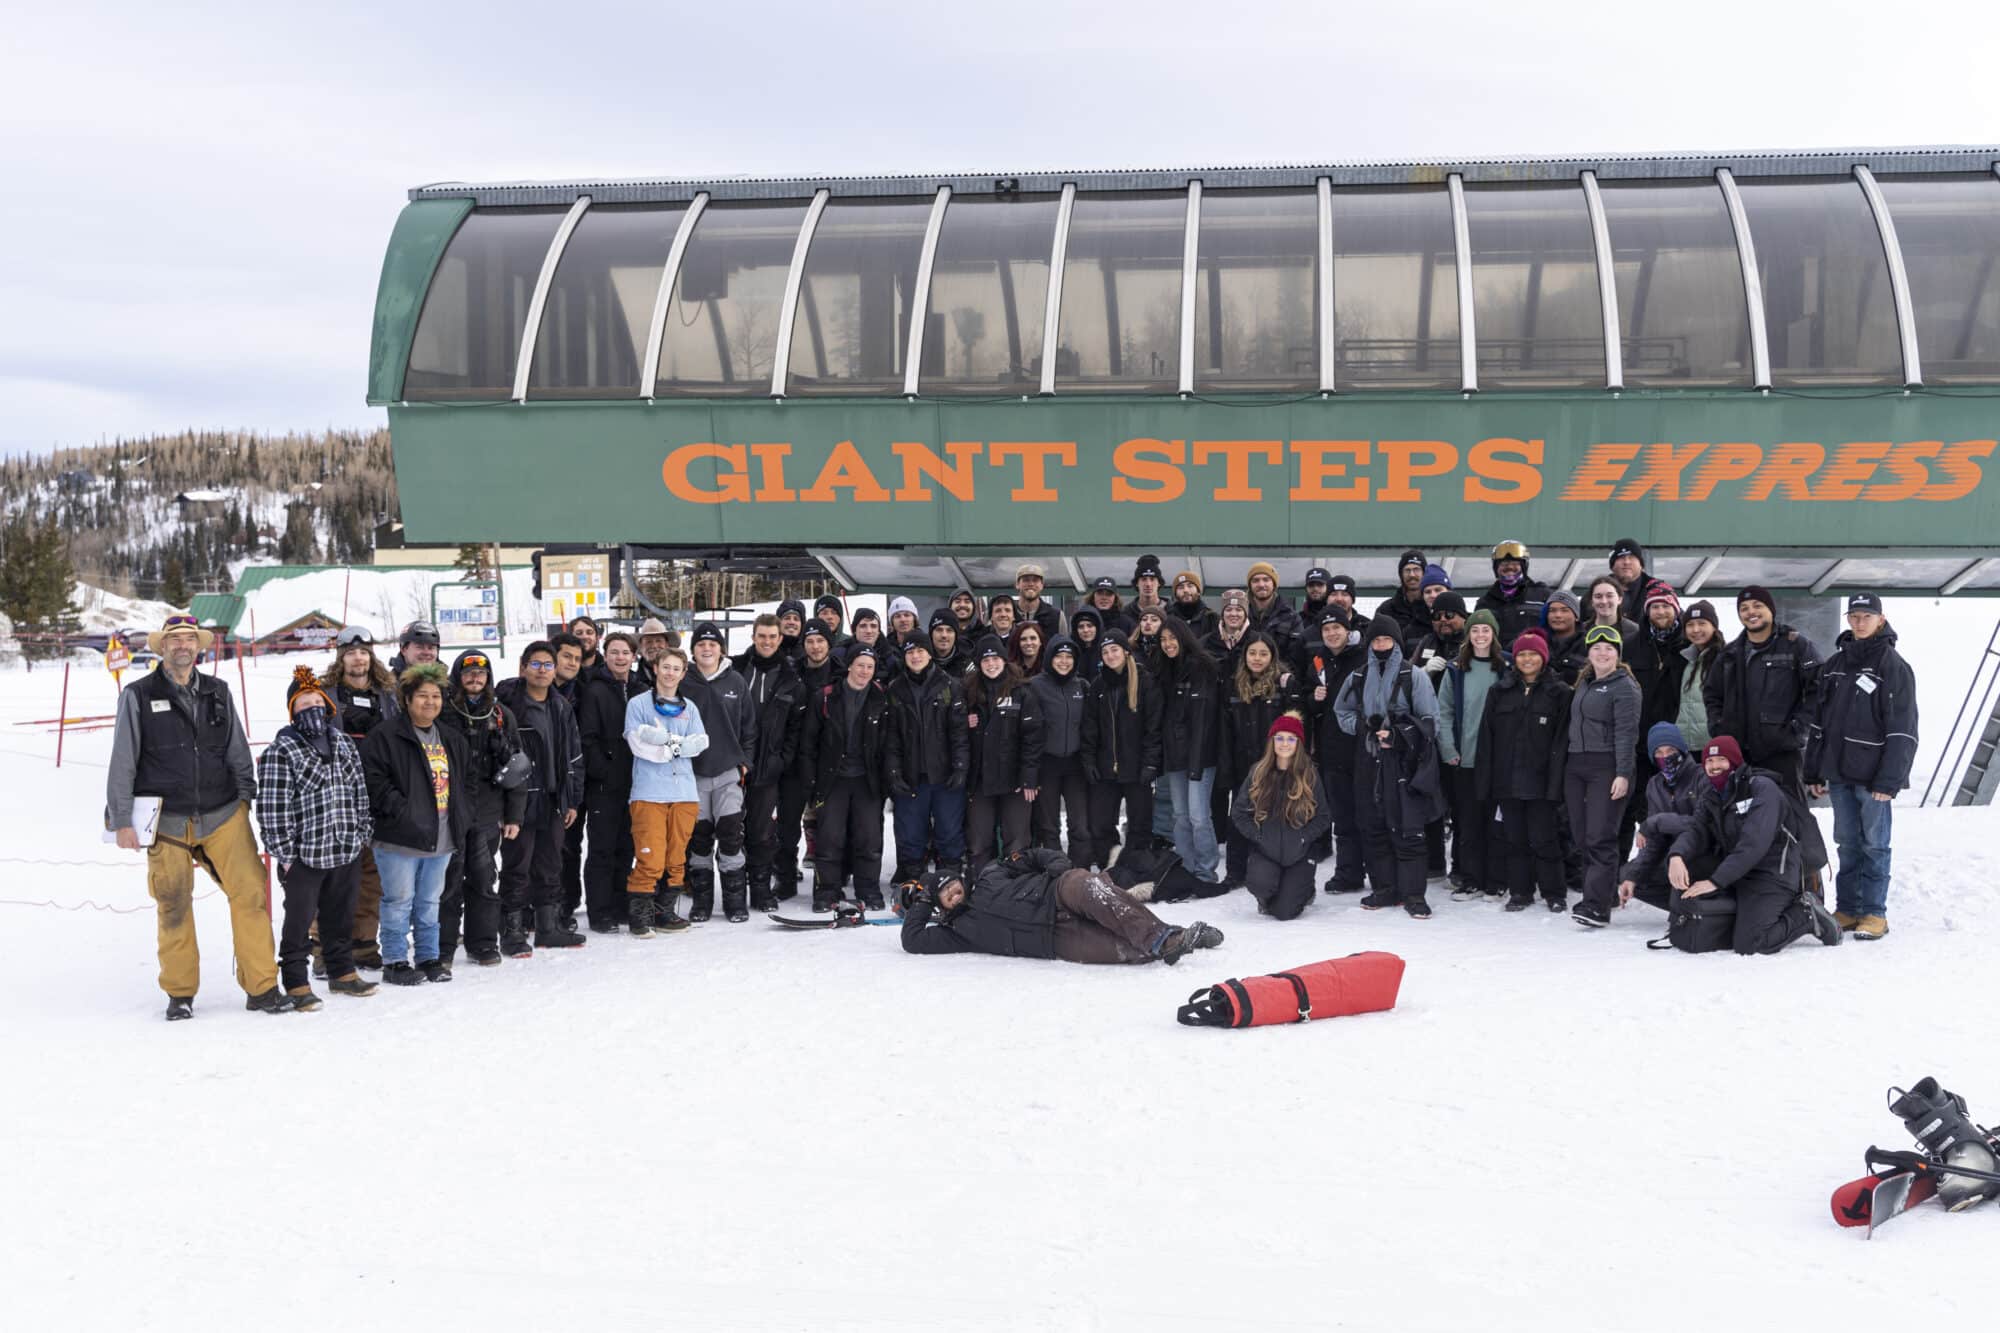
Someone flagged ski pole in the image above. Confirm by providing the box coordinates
[1867,1146,2000,1187]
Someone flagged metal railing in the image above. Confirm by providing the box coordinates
[1920,618,2000,806]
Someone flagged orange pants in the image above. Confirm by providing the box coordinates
[628,801,699,894]
[146,803,277,997]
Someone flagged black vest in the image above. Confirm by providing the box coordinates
[131,669,239,816]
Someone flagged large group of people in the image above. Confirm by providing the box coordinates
[106,538,1921,1016]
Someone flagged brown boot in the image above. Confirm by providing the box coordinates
[287,985,324,1012]
[328,973,378,997]
[1854,914,1889,940]
[1833,911,1861,932]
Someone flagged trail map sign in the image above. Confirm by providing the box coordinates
[432,579,504,649]
[538,553,611,631]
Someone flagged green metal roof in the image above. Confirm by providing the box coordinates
[188,593,245,635]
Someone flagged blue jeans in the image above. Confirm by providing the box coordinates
[1828,782,1893,917]
[1151,775,1176,840]
[375,847,453,964]
[1167,768,1221,881]
[891,782,967,877]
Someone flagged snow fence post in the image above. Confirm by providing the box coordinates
[55,660,71,769]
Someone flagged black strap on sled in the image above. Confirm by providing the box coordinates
[1271,971,1313,1022]
[1177,977,1256,1028]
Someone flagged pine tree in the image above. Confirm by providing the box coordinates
[162,556,188,607]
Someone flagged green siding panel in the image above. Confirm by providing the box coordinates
[386,391,2000,549]
[368,198,475,406]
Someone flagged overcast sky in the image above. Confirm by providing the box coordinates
[4,0,1996,455]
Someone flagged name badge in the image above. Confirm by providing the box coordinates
[1856,676,1878,695]
[150,699,171,713]
[350,696,373,708]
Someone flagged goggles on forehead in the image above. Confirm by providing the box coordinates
[335,627,374,648]
[459,654,491,671]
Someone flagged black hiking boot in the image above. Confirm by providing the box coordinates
[686,867,715,923]
[1189,922,1225,950]
[722,869,750,923]
[1404,898,1433,920]
[465,940,502,966]
[382,962,423,986]
[535,905,587,949]
[165,996,194,1021]
[1360,888,1400,911]
[1571,901,1610,928]
[245,985,294,1013]
[419,959,452,983]
[1804,893,1845,947]
[1505,896,1533,912]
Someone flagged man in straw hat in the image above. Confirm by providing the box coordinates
[107,612,287,1019]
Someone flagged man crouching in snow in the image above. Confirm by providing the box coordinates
[897,847,1222,965]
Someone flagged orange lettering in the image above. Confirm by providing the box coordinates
[1465,438,1543,504]
[1864,440,1939,501]
[1378,440,1458,503]
[1919,438,1997,501]
[1193,439,1283,501]
[748,443,795,502]
[988,441,1075,502]
[1743,442,1824,501]
[1809,442,1890,502]
[662,443,750,504]
[1616,442,1711,501]
[1113,438,1187,503]
[1560,443,1640,501]
[892,440,981,502]
[799,441,892,503]
[1289,440,1370,502]
[1681,443,1763,502]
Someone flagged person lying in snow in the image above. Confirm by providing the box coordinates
[897,847,1221,965]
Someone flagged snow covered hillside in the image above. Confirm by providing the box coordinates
[3,655,1998,1330]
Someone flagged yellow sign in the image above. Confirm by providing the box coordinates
[104,641,131,685]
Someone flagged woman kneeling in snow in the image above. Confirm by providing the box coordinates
[898,848,1221,965]
[1231,713,1331,920]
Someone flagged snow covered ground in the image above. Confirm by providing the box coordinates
[5,638,2000,1330]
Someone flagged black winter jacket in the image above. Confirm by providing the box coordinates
[1080,663,1163,785]
[578,662,646,796]
[800,681,894,801]
[361,715,472,853]
[899,848,1069,958]
[327,676,400,741]
[1376,591,1432,654]
[493,677,584,821]
[966,682,1044,796]
[1619,754,1707,885]
[439,690,528,829]
[1475,670,1573,803]
[1171,597,1218,639]
[1219,681,1295,796]
[1475,579,1551,647]
[1027,668,1089,759]
[885,664,969,791]
[1230,770,1333,867]
[1247,594,1304,650]
[1669,767,1801,893]
[682,663,759,779]
[736,650,808,787]
[1160,652,1222,777]
[1704,625,1823,765]
[1804,626,1918,794]
[1303,640,1368,776]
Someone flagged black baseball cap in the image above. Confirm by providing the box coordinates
[1092,575,1118,592]
[1305,567,1332,587]
[1847,592,1884,614]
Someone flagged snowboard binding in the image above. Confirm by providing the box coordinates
[1888,1077,2000,1213]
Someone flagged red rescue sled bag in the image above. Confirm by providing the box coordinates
[1176,951,1405,1029]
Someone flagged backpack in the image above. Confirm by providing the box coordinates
[1648,887,1738,953]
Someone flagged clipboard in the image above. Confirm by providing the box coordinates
[105,795,163,847]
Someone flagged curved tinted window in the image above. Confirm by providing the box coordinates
[919,194,1058,395]
[785,198,933,395]
[526,203,685,398]
[1463,183,1604,387]
[1878,173,2000,383]
[1736,176,1901,385]
[655,201,809,395]
[1053,192,1185,393]
[1193,189,1319,391]
[1329,187,1458,389]
[404,208,567,400]
[1597,180,1751,386]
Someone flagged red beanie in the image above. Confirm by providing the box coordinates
[1703,736,1744,771]
[1511,630,1550,662]
[1268,713,1306,744]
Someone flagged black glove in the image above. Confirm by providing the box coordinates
[897,881,933,912]
[946,770,966,791]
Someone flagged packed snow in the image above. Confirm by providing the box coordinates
[4,608,1999,1330]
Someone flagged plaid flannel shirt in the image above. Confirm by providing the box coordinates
[255,726,373,869]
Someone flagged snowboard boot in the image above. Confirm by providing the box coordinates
[627,893,657,939]
[654,889,691,933]
[465,940,503,966]
[535,905,587,949]
[722,869,750,923]
[775,870,801,902]
[858,885,886,911]
[1889,1077,2000,1212]
[812,886,839,913]
[686,867,716,923]
[165,996,194,1021]
[748,871,777,915]
[245,986,294,1014]
[500,911,534,958]
[1804,893,1845,947]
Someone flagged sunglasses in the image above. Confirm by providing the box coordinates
[1584,625,1623,647]
[523,660,557,672]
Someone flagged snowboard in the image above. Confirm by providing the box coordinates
[766,909,899,930]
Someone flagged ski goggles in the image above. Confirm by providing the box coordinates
[335,627,375,648]
[457,653,492,672]
[1583,624,1624,648]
